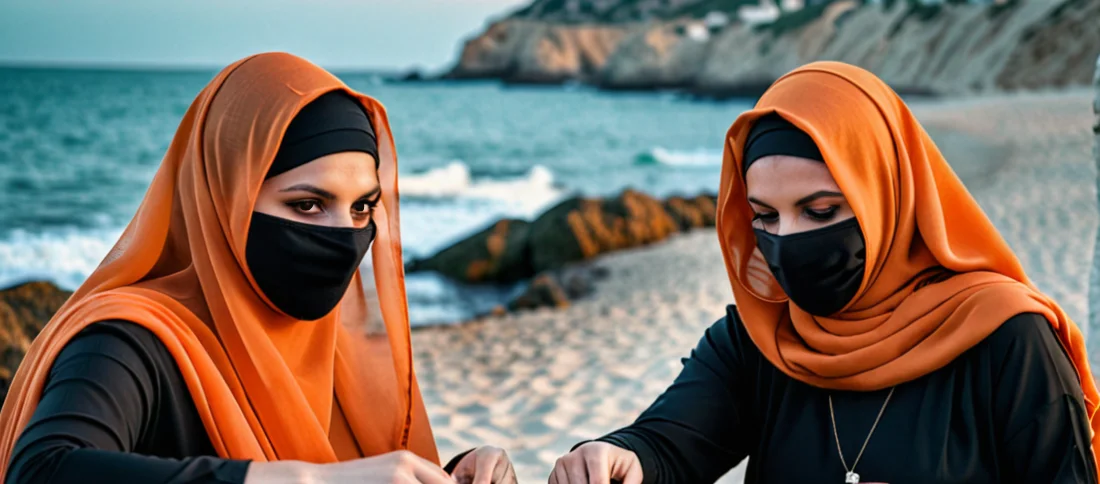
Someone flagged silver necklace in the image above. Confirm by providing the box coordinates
[828,387,896,484]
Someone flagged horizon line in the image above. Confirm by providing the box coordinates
[0,59,444,75]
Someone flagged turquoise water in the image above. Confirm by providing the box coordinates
[0,67,751,324]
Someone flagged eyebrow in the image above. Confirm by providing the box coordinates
[280,184,337,201]
[279,184,382,201]
[795,190,844,205]
[362,186,382,201]
[747,190,844,209]
[747,197,775,210]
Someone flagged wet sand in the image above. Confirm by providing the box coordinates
[411,89,1099,483]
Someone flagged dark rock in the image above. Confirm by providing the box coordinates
[407,189,711,316]
[692,193,717,226]
[0,281,72,401]
[408,189,708,289]
[503,261,606,312]
[522,197,590,273]
[527,189,679,274]
[400,70,425,82]
[559,266,596,300]
[406,219,533,283]
[507,274,570,311]
[664,193,717,230]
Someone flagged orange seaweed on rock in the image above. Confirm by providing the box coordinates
[530,189,679,271]
[409,189,704,286]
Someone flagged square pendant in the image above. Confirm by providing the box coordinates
[845,471,860,483]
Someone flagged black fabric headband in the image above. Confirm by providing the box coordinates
[267,90,379,179]
[742,113,823,175]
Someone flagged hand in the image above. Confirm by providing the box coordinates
[549,442,642,484]
[243,450,456,484]
[451,446,517,484]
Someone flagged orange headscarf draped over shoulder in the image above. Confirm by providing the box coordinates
[0,53,439,475]
[717,61,1100,466]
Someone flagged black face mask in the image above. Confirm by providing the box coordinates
[753,217,866,316]
[246,212,376,321]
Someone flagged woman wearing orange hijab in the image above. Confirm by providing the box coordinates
[551,62,1100,483]
[0,53,515,484]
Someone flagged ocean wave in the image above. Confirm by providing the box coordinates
[0,227,121,291]
[0,162,569,294]
[634,147,723,167]
[0,223,524,327]
[399,161,563,212]
[0,162,568,299]
[0,226,513,327]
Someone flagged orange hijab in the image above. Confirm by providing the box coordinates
[0,52,439,476]
[717,61,1100,466]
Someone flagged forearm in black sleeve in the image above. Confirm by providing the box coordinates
[5,325,249,484]
[1002,395,1096,484]
[598,309,752,484]
[991,314,1099,484]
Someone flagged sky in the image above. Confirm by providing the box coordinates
[0,0,528,72]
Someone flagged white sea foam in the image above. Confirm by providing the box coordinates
[0,163,569,296]
[0,227,121,291]
[636,147,723,167]
[399,161,563,215]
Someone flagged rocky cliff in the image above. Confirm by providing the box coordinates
[1,281,71,401]
[448,0,1100,95]
[446,20,632,83]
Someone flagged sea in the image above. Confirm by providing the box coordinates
[0,67,751,325]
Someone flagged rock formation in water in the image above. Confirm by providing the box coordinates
[0,281,72,402]
[407,188,715,312]
[406,219,534,283]
[407,189,715,286]
[448,0,1100,95]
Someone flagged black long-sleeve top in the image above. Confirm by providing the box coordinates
[5,321,468,484]
[597,306,1098,484]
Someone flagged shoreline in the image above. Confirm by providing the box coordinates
[400,87,1034,328]
[412,88,1099,482]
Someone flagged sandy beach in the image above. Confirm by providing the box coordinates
[411,89,1099,483]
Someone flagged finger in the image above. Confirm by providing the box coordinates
[552,462,571,484]
[408,454,456,484]
[567,456,588,484]
[501,462,518,484]
[621,460,643,484]
[585,452,610,484]
[394,465,424,484]
[401,450,454,477]
[413,467,457,484]
[490,453,511,483]
[473,449,500,484]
